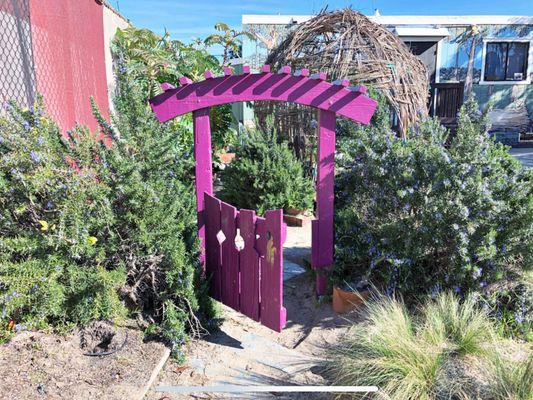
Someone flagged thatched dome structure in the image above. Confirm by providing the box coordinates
[257,9,428,152]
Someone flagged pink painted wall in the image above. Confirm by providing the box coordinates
[29,0,110,133]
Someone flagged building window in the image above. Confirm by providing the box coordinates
[484,41,529,81]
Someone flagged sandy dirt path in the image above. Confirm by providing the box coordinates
[148,224,360,400]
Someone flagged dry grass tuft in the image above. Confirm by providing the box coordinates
[325,292,531,400]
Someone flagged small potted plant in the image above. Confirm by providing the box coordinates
[214,127,239,166]
[332,277,372,313]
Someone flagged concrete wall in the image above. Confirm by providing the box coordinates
[103,5,129,113]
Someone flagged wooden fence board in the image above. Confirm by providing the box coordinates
[220,201,240,311]
[239,209,260,321]
[204,193,221,301]
[260,209,287,332]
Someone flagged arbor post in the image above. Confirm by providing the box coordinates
[313,109,336,295]
[193,107,213,268]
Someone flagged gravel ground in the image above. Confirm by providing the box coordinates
[148,224,362,400]
[148,272,361,400]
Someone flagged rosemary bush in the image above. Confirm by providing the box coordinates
[0,101,126,341]
[0,85,217,353]
[335,98,532,294]
[334,97,532,337]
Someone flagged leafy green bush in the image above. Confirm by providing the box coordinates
[1,78,217,351]
[93,49,218,349]
[334,97,533,305]
[483,270,532,341]
[326,292,532,400]
[0,101,126,340]
[219,127,314,215]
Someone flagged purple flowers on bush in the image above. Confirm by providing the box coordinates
[333,97,532,304]
[30,151,41,163]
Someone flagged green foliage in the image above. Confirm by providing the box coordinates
[112,27,219,96]
[337,86,391,138]
[92,38,219,348]
[421,292,495,356]
[1,60,219,349]
[219,127,314,215]
[113,26,234,152]
[204,22,255,64]
[326,292,531,400]
[0,100,126,341]
[334,97,533,308]
[484,271,532,341]
[486,352,533,400]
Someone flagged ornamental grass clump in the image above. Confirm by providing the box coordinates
[485,351,533,400]
[421,291,495,356]
[326,292,531,400]
[219,127,314,215]
[334,97,533,310]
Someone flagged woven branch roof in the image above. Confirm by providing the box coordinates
[262,9,429,136]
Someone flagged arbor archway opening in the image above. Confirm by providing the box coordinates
[149,65,378,331]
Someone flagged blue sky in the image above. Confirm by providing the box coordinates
[114,0,533,46]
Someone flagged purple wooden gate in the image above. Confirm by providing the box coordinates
[204,193,287,332]
[149,65,378,332]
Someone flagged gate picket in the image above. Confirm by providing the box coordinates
[220,201,240,311]
[260,209,287,332]
[205,194,222,301]
[238,209,260,321]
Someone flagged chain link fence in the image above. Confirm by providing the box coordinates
[0,0,36,111]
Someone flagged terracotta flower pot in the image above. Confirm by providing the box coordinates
[218,152,235,164]
[285,207,303,216]
[332,286,370,313]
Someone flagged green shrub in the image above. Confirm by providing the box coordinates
[92,42,218,347]
[1,81,217,350]
[326,292,531,400]
[484,270,532,341]
[334,97,533,304]
[1,25,226,350]
[112,26,234,152]
[219,127,314,215]
[0,101,126,341]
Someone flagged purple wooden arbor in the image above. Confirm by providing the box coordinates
[149,65,377,331]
